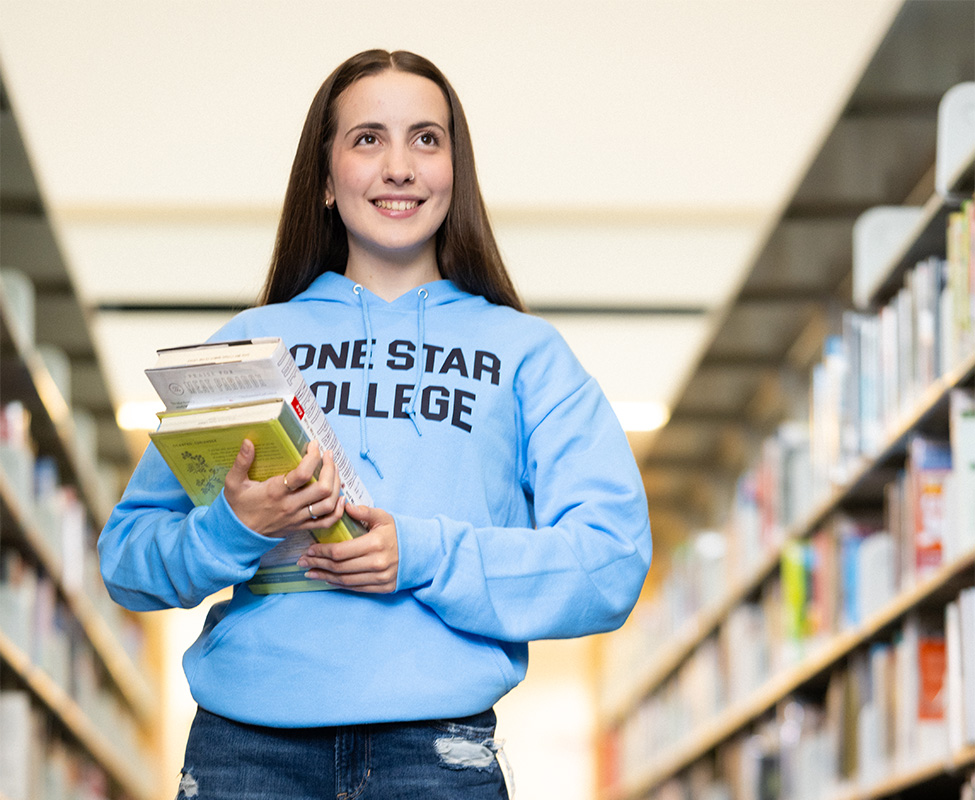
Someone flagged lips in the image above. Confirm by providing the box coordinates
[373,199,421,211]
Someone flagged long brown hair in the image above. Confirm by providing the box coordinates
[259,49,524,312]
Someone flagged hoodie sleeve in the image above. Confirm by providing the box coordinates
[97,445,281,611]
[394,328,652,642]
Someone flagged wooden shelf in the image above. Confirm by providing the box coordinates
[0,286,114,527]
[831,745,975,800]
[617,551,975,800]
[0,631,153,800]
[615,746,975,800]
[0,467,156,723]
[604,351,975,728]
[604,547,779,725]
[854,148,975,309]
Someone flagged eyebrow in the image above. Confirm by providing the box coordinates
[345,121,448,137]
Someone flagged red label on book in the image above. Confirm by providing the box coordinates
[291,397,305,420]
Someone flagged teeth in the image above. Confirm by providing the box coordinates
[374,199,419,211]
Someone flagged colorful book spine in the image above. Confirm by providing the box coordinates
[906,436,953,579]
[781,541,809,664]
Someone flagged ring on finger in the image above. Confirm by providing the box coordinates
[308,504,320,520]
[283,475,294,492]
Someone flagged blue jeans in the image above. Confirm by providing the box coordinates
[176,706,511,799]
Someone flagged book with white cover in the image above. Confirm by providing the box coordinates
[946,390,975,560]
[960,587,975,746]
[146,337,372,507]
[0,690,33,800]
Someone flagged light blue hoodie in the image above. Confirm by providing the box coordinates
[98,272,652,726]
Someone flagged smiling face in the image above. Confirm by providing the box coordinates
[325,70,453,291]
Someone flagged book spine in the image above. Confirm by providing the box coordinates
[947,208,972,360]
[968,199,975,357]
[907,436,953,579]
[268,340,373,507]
[948,390,975,558]
[946,599,964,752]
[960,587,975,745]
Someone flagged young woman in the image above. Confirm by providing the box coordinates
[99,49,652,800]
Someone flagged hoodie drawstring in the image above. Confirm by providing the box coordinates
[354,284,384,479]
[351,284,429,479]
[407,288,428,436]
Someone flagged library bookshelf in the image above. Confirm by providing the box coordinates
[0,76,161,799]
[597,3,975,800]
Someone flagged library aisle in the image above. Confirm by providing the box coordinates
[1,3,974,800]
[596,3,975,800]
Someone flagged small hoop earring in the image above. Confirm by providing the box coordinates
[325,198,334,210]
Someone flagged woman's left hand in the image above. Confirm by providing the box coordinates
[297,503,399,593]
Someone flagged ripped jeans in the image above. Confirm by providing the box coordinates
[176,706,511,800]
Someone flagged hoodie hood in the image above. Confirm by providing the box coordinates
[292,270,469,311]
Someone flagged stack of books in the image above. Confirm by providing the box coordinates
[145,337,372,594]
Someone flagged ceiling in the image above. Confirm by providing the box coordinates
[0,0,913,534]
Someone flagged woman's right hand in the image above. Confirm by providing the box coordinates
[222,440,346,537]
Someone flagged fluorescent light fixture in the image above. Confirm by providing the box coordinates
[116,400,165,431]
[611,401,670,432]
[694,530,727,560]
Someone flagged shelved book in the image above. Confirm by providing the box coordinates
[946,586,975,751]
[945,389,975,562]
[145,338,372,594]
[907,435,953,581]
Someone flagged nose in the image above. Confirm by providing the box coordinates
[382,146,415,185]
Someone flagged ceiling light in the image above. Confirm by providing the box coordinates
[610,401,670,432]
[116,400,165,431]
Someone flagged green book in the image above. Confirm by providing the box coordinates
[150,397,364,594]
